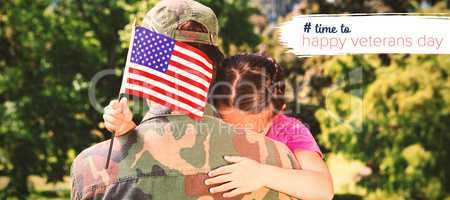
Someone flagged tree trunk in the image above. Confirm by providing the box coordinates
[5,172,29,200]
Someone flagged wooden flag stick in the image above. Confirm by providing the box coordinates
[105,132,115,169]
[105,20,137,169]
[105,93,126,169]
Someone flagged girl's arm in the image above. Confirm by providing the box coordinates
[261,150,334,200]
[205,151,334,200]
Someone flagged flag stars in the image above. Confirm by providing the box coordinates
[130,28,177,73]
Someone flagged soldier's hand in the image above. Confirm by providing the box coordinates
[103,97,136,136]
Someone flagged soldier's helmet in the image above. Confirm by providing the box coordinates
[142,0,219,46]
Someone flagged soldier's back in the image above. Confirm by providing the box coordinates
[71,114,300,200]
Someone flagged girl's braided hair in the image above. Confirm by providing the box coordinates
[212,54,285,114]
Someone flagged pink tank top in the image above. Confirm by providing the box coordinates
[266,114,323,157]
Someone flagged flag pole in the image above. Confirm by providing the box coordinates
[105,20,137,169]
[105,129,115,169]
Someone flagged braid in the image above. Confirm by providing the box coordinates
[212,54,286,114]
[266,57,286,112]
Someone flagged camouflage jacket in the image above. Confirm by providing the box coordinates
[71,112,301,200]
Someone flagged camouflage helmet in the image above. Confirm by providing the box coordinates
[142,0,219,46]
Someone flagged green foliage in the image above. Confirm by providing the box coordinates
[0,0,260,198]
[0,0,130,197]
[258,1,450,199]
[197,0,261,53]
[316,54,450,199]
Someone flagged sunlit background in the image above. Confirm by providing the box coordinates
[0,0,449,199]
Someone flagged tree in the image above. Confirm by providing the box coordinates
[0,0,133,197]
[0,0,260,198]
[315,54,450,199]
[257,1,449,199]
[197,0,260,54]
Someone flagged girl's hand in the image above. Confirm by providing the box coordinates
[205,156,266,198]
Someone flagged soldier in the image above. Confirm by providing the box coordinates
[71,0,300,199]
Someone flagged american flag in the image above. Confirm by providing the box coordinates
[120,26,213,120]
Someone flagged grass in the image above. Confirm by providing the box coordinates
[0,176,70,199]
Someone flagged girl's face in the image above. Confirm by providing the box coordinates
[217,105,274,134]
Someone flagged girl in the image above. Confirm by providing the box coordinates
[204,54,333,199]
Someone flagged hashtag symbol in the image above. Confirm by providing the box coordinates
[304,22,312,33]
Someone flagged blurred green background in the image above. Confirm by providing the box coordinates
[0,0,449,199]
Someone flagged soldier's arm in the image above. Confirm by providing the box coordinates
[70,157,84,200]
[71,177,80,200]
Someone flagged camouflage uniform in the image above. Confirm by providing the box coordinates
[71,110,301,200]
